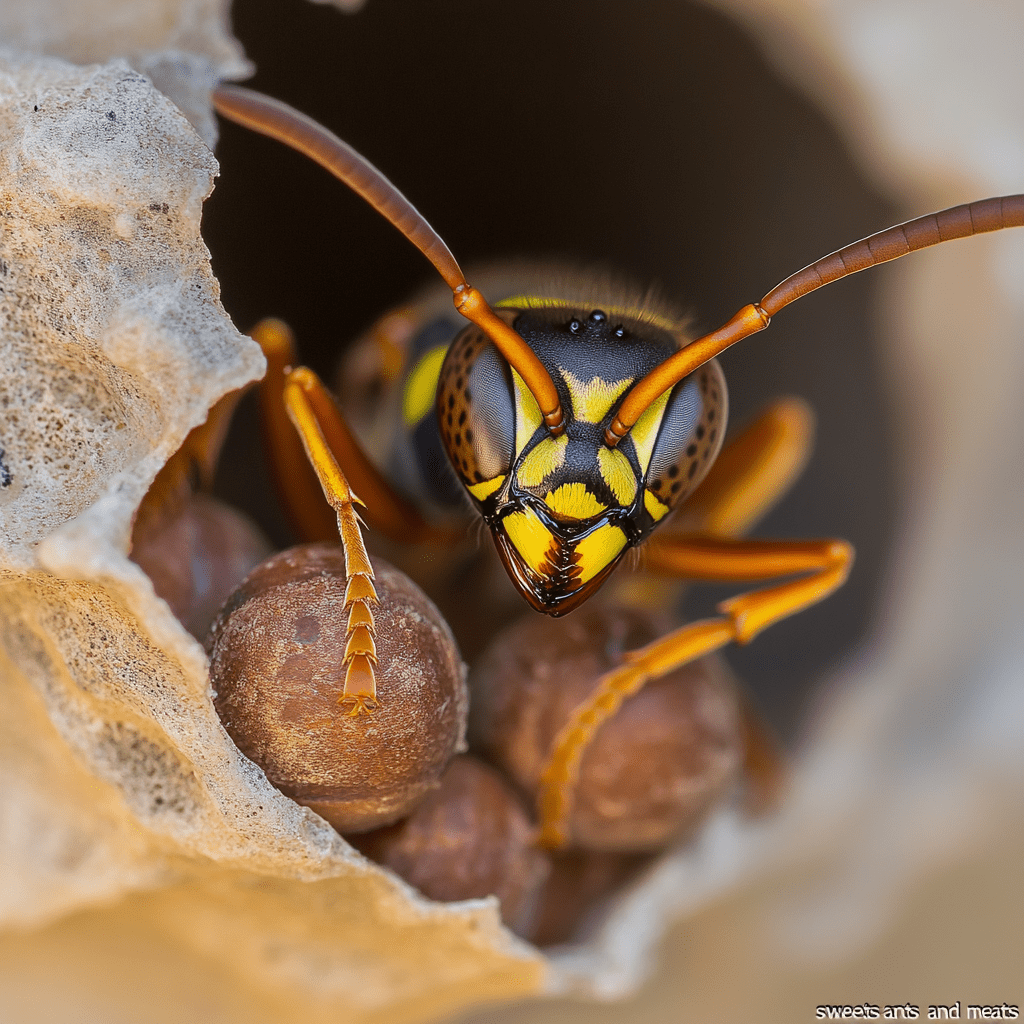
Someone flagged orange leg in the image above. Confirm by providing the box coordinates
[673,396,814,537]
[251,318,443,545]
[252,319,339,543]
[283,368,380,715]
[655,397,813,808]
[615,398,813,806]
[134,387,245,537]
[536,533,853,848]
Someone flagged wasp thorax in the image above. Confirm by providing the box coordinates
[438,304,728,614]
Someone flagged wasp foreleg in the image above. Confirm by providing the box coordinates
[283,367,381,715]
[251,317,438,545]
[536,535,851,846]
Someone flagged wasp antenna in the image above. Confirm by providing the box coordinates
[452,285,566,435]
[603,304,769,447]
[605,194,1024,447]
[212,85,465,291]
[212,84,566,436]
[760,194,1024,316]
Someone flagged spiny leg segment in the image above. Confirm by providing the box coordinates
[251,310,477,716]
[536,535,852,847]
[283,367,380,715]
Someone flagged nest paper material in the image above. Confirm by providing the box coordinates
[0,0,250,146]
[0,51,549,1022]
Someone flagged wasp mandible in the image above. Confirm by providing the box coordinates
[210,85,1023,848]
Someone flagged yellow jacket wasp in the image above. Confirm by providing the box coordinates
[209,84,1023,848]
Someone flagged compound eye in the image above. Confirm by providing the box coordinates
[645,359,728,511]
[437,326,516,499]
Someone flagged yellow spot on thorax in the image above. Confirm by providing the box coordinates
[402,345,448,427]
[560,369,632,424]
[543,481,606,519]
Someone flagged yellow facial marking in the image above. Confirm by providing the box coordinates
[560,369,632,424]
[543,482,606,519]
[468,475,505,501]
[502,507,553,575]
[644,487,671,521]
[495,295,678,333]
[511,368,543,457]
[597,446,638,507]
[629,389,671,474]
[402,345,448,427]
[516,434,568,488]
[575,523,627,584]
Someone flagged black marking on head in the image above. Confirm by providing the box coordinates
[512,308,679,387]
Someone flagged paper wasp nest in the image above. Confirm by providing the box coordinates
[0,47,547,1020]
[1,2,1023,1023]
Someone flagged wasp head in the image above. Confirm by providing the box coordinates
[437,299,727,615]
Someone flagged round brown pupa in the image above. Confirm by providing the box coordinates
[131,493,273,641]
[471,603,743,852]
[349,755,551,937]
[208,543,468,833]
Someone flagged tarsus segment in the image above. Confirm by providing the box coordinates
[284,367,380,715]
[605,194,1024,446]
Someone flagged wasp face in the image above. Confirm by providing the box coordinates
[438,302,727,615]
